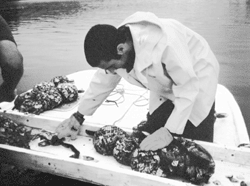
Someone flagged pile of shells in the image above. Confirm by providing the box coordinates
[0,115,32,149]
[13,76,78,115]
[92,124,215,185]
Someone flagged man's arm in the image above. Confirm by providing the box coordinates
[78,69,122,115]
[161,38,199,135]
[0,40,24,102]
[140,34,199,151]
[56,69,121,139]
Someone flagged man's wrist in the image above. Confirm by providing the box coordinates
[162,127,174,140]
[73,111,85,125]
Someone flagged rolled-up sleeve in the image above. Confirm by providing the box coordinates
[162,37,199,134]
[78,69,121,116]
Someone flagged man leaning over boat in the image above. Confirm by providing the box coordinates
[56,11,220,151]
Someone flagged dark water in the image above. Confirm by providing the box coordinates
[0,0,250,184]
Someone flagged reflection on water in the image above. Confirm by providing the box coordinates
[0,0,250,135]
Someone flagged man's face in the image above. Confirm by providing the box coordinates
[98,58,125,75]
[98,42,135,74]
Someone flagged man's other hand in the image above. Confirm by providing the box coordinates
[140,127,173,151]
[56,115,81,140]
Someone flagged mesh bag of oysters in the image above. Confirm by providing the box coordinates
[93,124,215,185]
[0,115,32,149]
[13,76,79,114]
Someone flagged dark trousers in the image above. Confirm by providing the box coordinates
[138,100,216,142]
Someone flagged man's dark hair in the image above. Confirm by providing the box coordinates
[84,24,132,67]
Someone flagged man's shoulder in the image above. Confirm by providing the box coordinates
[0,15,16,44]
[119,12,163,28]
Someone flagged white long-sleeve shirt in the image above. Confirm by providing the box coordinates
[78,12,219,134]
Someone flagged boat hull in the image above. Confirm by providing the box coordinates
[0,69,250,186]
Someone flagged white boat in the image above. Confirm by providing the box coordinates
[0,69,250,186]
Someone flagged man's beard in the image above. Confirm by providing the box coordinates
[124,47,135,73]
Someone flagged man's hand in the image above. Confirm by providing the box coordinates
[140,127,173,151]
[55,115,81,140]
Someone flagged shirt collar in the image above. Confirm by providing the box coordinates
[118,12,164,72]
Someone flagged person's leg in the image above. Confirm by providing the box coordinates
[182,103,216,142]
[136,99,174,134]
